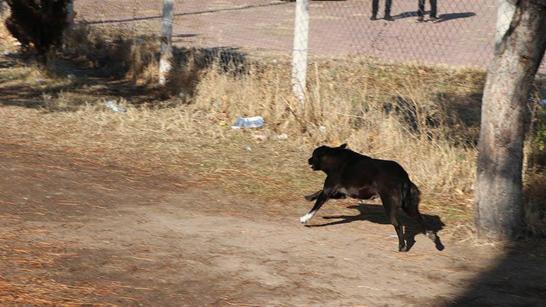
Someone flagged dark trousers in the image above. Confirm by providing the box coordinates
[372,0,392,17]
[417,0,437,18]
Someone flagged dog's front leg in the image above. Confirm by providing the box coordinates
[300,191,329,224]
[305,190,347,201]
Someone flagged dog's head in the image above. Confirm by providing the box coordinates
[308,143,348,172]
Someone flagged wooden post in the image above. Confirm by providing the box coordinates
[475,0,546,239]
[159,0,174,86]
[291,0,309,104]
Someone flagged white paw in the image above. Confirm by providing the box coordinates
[300,213,313,224]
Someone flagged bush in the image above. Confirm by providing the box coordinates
[5,0,69,57]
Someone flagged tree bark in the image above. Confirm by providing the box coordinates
[494,0,516,49]
[476,0,546,239]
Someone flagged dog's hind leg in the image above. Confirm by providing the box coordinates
[402,183,444,251]
[300,191,329,224]
[381,194,407,252]
[403,205,429,235]
[403,182,439,243]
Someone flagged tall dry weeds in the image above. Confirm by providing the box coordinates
[62,23,159,82]
[192,59,481,212]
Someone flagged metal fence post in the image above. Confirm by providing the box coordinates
[292,0,309,104]
[159,0,174,86]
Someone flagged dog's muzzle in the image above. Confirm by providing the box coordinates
[308,157,318,170]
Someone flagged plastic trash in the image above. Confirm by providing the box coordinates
[231,116,264,129]
[104,100,127,113]
[276,133,288,140]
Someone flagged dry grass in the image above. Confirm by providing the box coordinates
[62,23,160,83]
[191,59,483,220]
[1,58,482,224]
[1,21,544,232]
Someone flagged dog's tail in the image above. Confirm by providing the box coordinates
[402,181,421,213]
[402,181,427,233]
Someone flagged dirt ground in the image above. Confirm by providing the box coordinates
[1,141,546,306]
[1,2,545,303]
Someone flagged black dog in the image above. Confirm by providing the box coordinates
[301,144,438,252]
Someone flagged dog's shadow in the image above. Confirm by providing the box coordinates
[307,203,445,251]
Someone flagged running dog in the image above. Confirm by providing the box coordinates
[301,144,439,252]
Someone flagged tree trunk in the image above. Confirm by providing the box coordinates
[476,0,546,239]
[494,0,516,49]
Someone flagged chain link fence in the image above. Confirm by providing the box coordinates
[307,0,497,67]
[75,1,294,55]
[73,0,543,71]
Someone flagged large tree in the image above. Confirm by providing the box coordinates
[475,0,546,239]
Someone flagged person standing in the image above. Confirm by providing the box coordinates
[417,0,438,22]
[371,0,393,21]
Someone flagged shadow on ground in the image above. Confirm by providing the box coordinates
[306,202,445,251]
[450,240,546,306]
[394,11,475,22]
[305,201,546,305]
[0,44,248,110]
[436,12,476,23]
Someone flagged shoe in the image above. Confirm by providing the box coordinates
[384,15,394,21]
[370,15,378,21]
[416,16,424,22]
[429,16,440,22]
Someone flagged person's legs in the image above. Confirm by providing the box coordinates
[385,0,392,17]
[429,0,438,18]
[371,0,379,20]
[417,0,425,22]
[417,0,425,17]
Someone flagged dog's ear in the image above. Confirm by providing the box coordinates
[339,143,347,149]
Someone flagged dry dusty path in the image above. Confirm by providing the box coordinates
[1,142,546,305]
